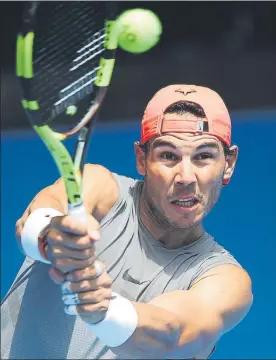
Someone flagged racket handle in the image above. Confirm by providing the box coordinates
[68,203,87,223]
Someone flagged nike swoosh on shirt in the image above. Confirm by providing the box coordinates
[122,269,149,285]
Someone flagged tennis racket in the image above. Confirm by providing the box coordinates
[16,1,118,221]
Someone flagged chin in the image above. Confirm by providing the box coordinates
[164,203,204,229]
[167,213,204,230]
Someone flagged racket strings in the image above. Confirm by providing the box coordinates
[72,31,106,66]
[60,67,101,95]
[29,2,108,128]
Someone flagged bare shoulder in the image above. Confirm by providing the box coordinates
[82,164,120,220]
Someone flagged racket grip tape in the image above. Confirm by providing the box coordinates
[68,203,87,223]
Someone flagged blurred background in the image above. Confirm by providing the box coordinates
[1,1,276,359]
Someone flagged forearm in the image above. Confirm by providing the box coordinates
[111,302,211,359]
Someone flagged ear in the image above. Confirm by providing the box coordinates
[223,145,238,185]
[134,142,146,176]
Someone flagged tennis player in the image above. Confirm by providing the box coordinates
[1,85,253,359]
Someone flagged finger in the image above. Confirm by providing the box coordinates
[52,256,97,273]
[49,244,95,261]
[62,293,79,305]
[50,215,88,236]
[65,261,104,282]
[51,215,100,240]
[64,300,110,318]
[49,267,66,285]
[46,229,95,249]
[86,214,101,240]
[62,288,112,306]
[61,281,73,294]
[62,273,112,295]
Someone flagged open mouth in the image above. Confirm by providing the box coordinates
[171,198,199,208]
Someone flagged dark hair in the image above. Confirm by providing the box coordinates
[164,101,206,118]
[140,100,233,156]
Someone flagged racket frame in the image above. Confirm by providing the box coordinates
[16,1,118,215]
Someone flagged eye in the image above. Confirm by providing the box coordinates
[160,152,178,161]
[194,152,214,161]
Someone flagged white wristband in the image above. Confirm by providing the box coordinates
[86,292,138,347]
[21,208,64,264]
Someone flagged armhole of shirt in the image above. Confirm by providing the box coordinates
[99,173,138,228]
[188,248,242,289]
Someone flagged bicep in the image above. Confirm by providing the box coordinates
[150,264,253,335]
[147,265,253,358]
[189,264,253,332]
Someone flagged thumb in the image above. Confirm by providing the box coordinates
[86,213,100,241]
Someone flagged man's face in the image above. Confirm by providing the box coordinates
[135,118,237,230]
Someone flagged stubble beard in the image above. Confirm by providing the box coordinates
[202,175,224,217]
[142,172,223,232]
[143,176,199,232]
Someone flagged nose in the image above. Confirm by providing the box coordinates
[175,160,197,187]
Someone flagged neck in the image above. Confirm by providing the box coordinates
[139,186,204,249]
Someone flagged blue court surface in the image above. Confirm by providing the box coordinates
[1,111,276,359]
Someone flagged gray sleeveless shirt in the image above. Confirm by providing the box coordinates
[1,173,241,359]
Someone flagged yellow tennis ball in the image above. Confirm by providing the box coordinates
[116,9,162,54]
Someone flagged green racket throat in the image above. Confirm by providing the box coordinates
[17,32,84,212]
[34,125,83,210]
